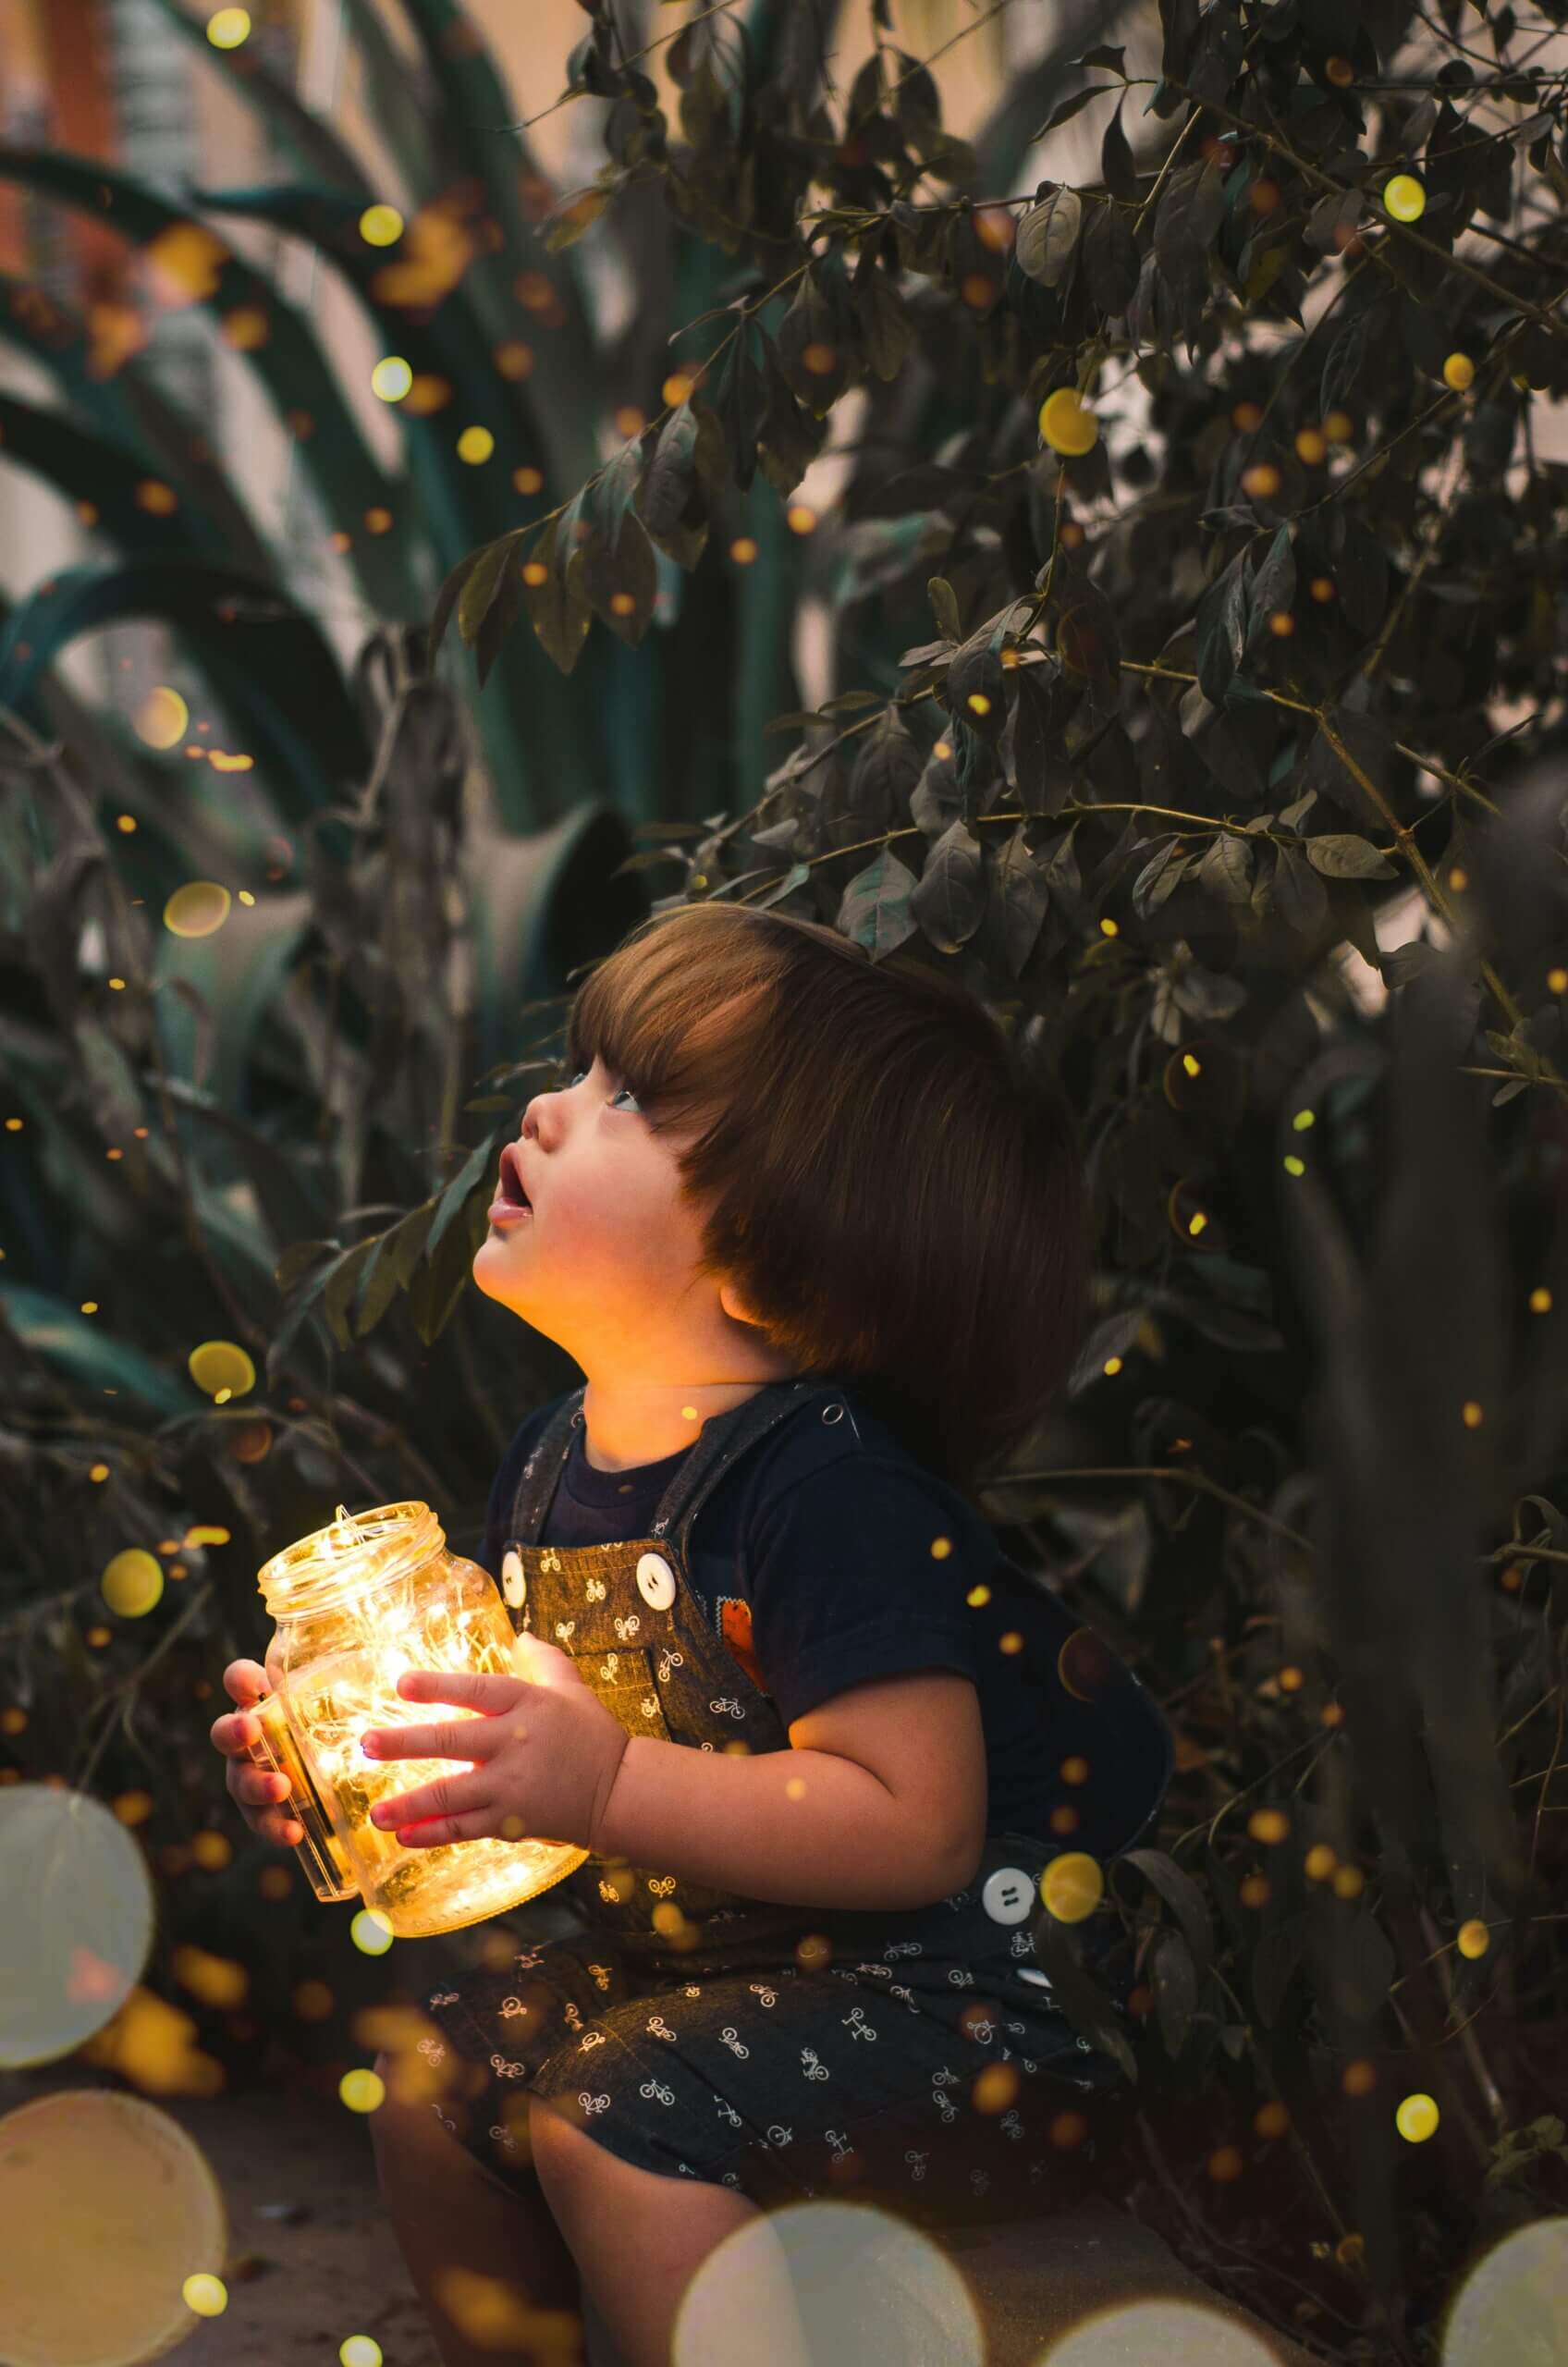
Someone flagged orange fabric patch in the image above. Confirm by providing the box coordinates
[717,1597,766,1694]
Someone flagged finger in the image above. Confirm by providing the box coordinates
[212,1711,264,1757]
[391,1809,491,1848]
[236,1766,294,1809]
[222,1660,270,1705]
[367,1774,484,1831]
[360,1717,501,1764]
[263,1809,305,1846]
[394,1668,525,1711]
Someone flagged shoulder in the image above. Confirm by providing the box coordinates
[739,1385,991,1558]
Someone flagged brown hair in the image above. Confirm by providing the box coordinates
[565,902,1092,1507]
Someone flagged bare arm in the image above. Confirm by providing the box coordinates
[593,1733,975,1914]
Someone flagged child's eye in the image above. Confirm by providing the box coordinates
[567,1068,638,1111]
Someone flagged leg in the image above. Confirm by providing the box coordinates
[529,2096,814,2367]
[369,2050,584,2367]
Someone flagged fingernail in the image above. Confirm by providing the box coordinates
[361,1737,380,1757]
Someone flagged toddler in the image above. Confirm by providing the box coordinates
[215,902,1171,2367]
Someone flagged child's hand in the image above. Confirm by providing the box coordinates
[209,1658,304,1848]
[357,1633,631,1853]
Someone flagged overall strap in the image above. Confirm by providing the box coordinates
[505,1380,844,1551]
[506,1391,590,1544]
[646,1380,847,1558]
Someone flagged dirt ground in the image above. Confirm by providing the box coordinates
[1,2051,1326,2367]
[0,2056,447,2367]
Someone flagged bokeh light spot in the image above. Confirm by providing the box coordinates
[370,355,412,402]
[0,2091,227,2360]
[134,686,188,749]
[102,1550,164,1619]
[0,1786,155,2065]
[359,204,404,247]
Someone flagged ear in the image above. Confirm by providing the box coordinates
[719,1279,765,1329]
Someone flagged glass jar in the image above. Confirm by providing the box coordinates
[243,1500,586,1938]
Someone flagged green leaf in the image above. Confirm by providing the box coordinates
[275,1239,338,1294]
[425,547,484,673]
[1304,832,1398,878]
[322,1235,379,1353]
[1131,835,1189,918]
[1151,1926,1199,2060]
[1245,525,1296,648]
[1120,1847,1216,1978]
[1029,1915,1138,2082]
[713,318,767,491]
[1016,185,1083,288]
[423,1130,504,1269]
[909,818,986,952]
[1035,83,1111,137]
[837,845,920,959]
[1101,98,1136,203]
[1083,199,1139,313]
[355,1198,439,1338]
[856,263,914,381]
[540,181,613,252]
[927,578,963,642]
[521,511,594,675]
[458,532,523,648]
[1194,549,1250,704]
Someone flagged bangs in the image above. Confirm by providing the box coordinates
[566,905,841,1140]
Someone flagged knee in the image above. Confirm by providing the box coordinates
[368,2050,436,2165]
[525,2091,583,2194]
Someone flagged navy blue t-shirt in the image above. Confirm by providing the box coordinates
[475,1383,1069,1843]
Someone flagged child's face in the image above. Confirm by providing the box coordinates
[472,1053,758,1377]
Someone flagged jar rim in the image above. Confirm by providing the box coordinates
[258,1500,446,1615]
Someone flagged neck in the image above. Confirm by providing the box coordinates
[578,1373,793,1473]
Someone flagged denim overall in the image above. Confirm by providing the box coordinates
[419,1381,1168,2227]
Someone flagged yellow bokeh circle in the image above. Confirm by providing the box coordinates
[359,205,404,248]
[183,2274,227,2317]
[188,1340,256,1402]
[1443,351,1475,390]
[1039,1850,1103,1924]
[340,2067,386,2114]
[1383,174,1426,222]
[1395,2091,1439,2142]
[371,355,413,402]
[457,425,496,464]
[133,686,189,750]
[341,2340,385,2367]
[1037,387,1099,456]
[102,1549,165,1619]
[0,2091,227,2364]
[206,6,250,45]
[164,879,230,938]
[351,1907,395,1956]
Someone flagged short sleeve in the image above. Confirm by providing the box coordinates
[741,1453,984,1730]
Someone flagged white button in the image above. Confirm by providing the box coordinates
[980,1867,1037,1926]
[636,1553,677,1611]
[500,1549,526,1610]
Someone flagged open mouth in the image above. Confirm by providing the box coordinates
[497,1144,532,1208]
